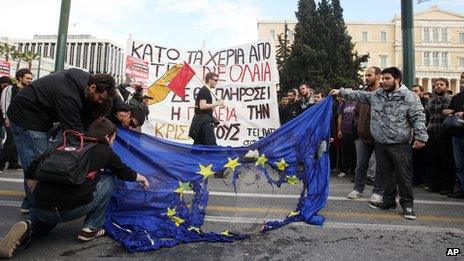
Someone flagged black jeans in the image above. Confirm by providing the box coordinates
[426,134,455,191]
[193,123,217,146]
[375,142,414,207]
[0,127,19,168]
[340,132,356,174]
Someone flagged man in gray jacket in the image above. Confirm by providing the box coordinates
[330,67,428,220]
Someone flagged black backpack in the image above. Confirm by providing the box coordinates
[35,130,98,185]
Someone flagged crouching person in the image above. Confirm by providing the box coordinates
[0,118,149,259]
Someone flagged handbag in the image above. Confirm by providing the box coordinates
[442,114,464,136]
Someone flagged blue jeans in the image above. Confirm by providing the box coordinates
[452,136,464,191]
[10,122,50,210]
[354,139,383,195]
[29,174,114,237]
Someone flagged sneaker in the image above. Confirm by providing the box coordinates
[369,193,383,204]
[337,172,346,178]
[402,205,416,220]
[347,190,363,199]
[439,190,452,196]
[447,191,464,199]
[77,228,106,242]
[424,186,439,193]
[369,201,397,210]
[0,220,31,258]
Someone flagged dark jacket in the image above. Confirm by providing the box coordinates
[7,68,92,132]
[189,114,214,140]
[354,87,375,144]
[25,142,137,211]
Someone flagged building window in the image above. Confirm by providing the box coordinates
[362,31,368,42]
[269,29,276,41]
[432,51,439,66]
[50,43,55,59]
[441,52,448,67]
[379,55,387,68]
[459,58,464,67]
[432,28,439,43]
[423,28,430,42]
[423,52,430,66]
[441,28,448,42]
[83,43,89,70]
[287,29,294,41]
[459,32,464,43]
[380,31,387,42]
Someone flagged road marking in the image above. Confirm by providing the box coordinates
[204,216,464,234]
[0,199,463,223]
[0,184,463,207]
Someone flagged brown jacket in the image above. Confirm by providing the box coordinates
[354,87,375,143]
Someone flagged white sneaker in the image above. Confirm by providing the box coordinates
[347,190,363,199]
[369,193,383,204]
[337,172,346,177]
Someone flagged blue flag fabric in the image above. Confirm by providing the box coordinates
[104,97,333,252]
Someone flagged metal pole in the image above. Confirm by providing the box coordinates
[54,0,71,72]
[401,0,415,88]
[37,58,41,78]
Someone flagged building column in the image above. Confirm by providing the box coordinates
[417,77,422,86]
[427,78,432,93]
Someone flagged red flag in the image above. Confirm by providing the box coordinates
[167,62,195,98]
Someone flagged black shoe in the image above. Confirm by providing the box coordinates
[369,201,397,210]
[447,191,464,199]
[439,190,452,195]
[424,186,439,193]
[7,164,22,170]
[401,205,416,220]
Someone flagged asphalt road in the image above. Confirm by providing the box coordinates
[0,169,463,260]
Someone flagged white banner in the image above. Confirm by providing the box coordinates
[126,39,280,147]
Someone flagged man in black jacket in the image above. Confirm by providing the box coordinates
[7,68,116,214]
[0,118,150,259]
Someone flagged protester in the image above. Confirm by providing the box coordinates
[278,94,289,125]
[336,86,357,178]
[313,90,324,104]
[0,69,33,173]
[7,68,116,214]
[347,67,383,203]
[0,76,13,142]
[410,84,427,186]
[330,67,428,220]
[297,83,315,114]
[281,89,299,124]
[118,82,149,119]
[460,71,464,93]
[443,79,464,199]
[0,118,150,259]
[424,78,455,195]
[106,96,146,130]
[189,72,224,145]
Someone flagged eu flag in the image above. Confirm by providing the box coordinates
[104,97,333,252]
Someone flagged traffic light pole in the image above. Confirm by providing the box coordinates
[54,0,71,72]
[401,0,415,88]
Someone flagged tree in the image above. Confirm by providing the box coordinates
[22,51,40,70]
[276,22,291,72]
[12,50,26,70]
[0,43,16,62]
[279,0,368,91]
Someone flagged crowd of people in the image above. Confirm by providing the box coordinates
[278,67,464,221]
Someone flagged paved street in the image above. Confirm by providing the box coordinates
[0,169,463,260]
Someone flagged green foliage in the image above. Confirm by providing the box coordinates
[279,0,369,92]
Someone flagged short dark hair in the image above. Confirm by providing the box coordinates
[88,73,116,97]
[314,90,325,97]
[299,83,310,89]
[130,106,146,127]
[435,78,449,87]
[87,117,117,142]
[0,76,12,85]
[15,68,32,81]
[381,67,402,84]
[411,84,424,92]
[287,89,296,96]
[369,66,381,75]
[205,72,218,82]
[447,90,453,95]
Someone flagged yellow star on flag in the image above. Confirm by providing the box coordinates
[166,207,185,227]
[255,154,268,167]
[224,157,241,171]
[287,210,300,218]
[220,230,233,236]
[174,181,192,199]
[286,175,299,186]
[197,164,214,180]
[275,158,289,171]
